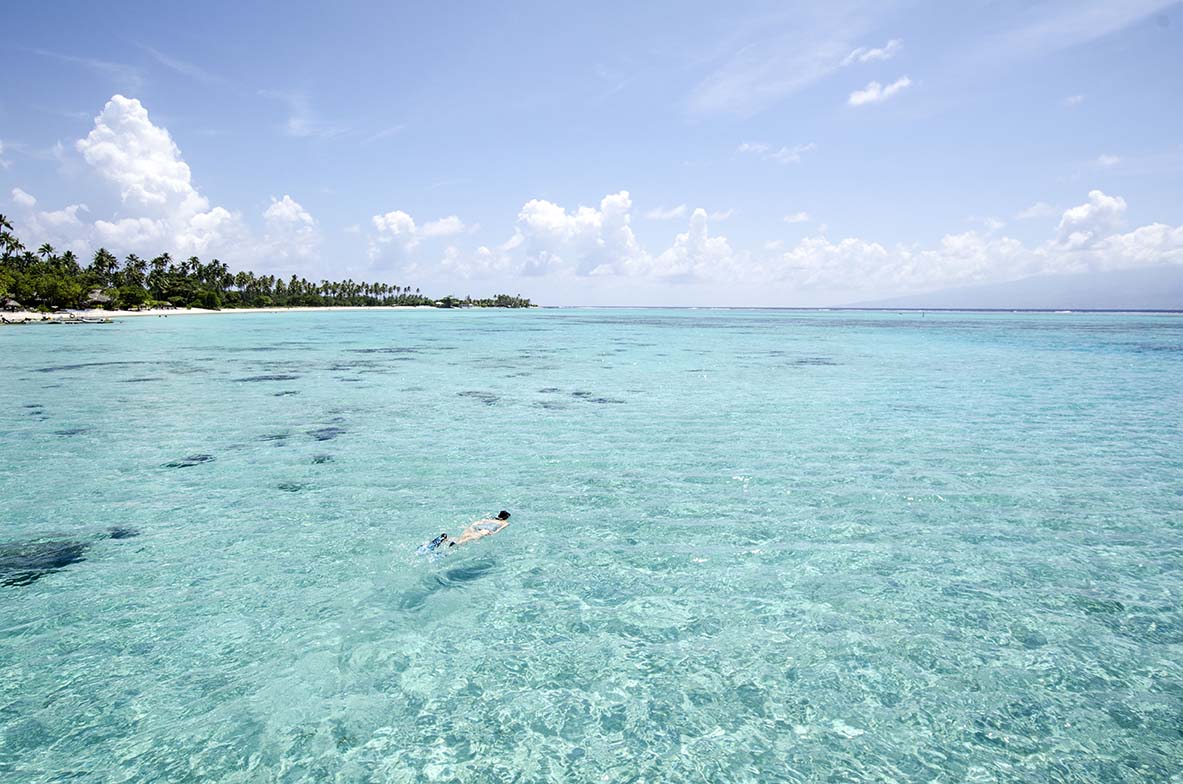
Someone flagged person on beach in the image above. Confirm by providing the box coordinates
[419,511,511,553]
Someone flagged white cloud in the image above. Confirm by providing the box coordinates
[432,196,744,284]
[0,139,8,168]
[848,76,912,106]
[1097,154,1121,167]
[513,190,646,276]
[368,209,471,265]
[439,188,1183,302]
[37,203,88,228]
[737,141,816,164]
[260,195,320,268]
[264,194,314,226]
[784,211,811,224]
[710,209,735,222]
[8,95,308,269]
[369,210,419,262]
[1016,201,1057,220]
[1056,189,1126,248]
[1062,94,1085,108]
[11,188,37,208]
[421,215,467,238]
[77,94,243,256]
[10,200,92,257]
[842,38,902,66]
[644,204,687,220]
[651,209,739,282]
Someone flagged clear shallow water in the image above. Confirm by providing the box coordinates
[1,308,1181,782]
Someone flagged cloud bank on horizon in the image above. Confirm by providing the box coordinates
[1,1,1181,305]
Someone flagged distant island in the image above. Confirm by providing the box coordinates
[0,213,532,314]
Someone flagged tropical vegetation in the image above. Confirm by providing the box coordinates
[0,214,532,311]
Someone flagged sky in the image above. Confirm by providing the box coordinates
[1,0,1181,306]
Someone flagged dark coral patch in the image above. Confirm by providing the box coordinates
[233,374,301,382]
[307,426,346,441]
[164,454,215,468]
[458,391,499,405]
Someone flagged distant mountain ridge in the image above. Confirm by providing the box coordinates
[846,264,1183,311]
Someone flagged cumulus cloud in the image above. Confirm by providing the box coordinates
[6,95,319,270]
[651,209,739,282]
[438,188,1183,302]
[512,191,646,276]
[11,188,37,208]
[8,194,92,257]
[420,215,468,238]
[1062,94,1085,108]
[37,203,88,228]
[842,38,902,66]
[431,195,743,284]
[0,139,8,168]
[264,194,313,226]
[737,142,816,164]
[644,204,687,220]
[1056,189,1126,248]
[1096,154,1121,167]
[77,94,243,256]
[784,211,811,224]
[259,194,320,269]
[368,209,471,265]
[766,189,1174,296]
[848,76,912,106]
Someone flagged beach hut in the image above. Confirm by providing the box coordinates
[85,289,113,307]
[2,298,22,312]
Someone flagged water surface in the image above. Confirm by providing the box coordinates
[2,309,1181,782]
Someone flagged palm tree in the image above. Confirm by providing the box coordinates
[37,243,55,261]
[90,248,118,285]
[57,250,80,276]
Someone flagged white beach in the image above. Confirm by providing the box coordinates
[1,305,438,324]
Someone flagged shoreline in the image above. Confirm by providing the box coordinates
[0,305,440,323]
[3,305,1179,325]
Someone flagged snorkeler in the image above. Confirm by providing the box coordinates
[417,511,511,554]
[451,510,511,546]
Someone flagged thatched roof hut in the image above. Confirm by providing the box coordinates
[2,298,22,312]
[85,289,113,306]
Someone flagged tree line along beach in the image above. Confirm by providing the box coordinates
[0,213,532,325]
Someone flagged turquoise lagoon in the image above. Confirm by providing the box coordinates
[1,309,1181,782]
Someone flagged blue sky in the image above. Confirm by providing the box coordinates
[2,0,1181,305]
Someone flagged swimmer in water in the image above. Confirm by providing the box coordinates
[449,511,511,546]
[417,511,511,554]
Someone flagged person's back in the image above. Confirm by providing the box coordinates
[417,511,511,554]
[452,510,511,546]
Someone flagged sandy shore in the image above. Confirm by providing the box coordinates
[1,305,437,323]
